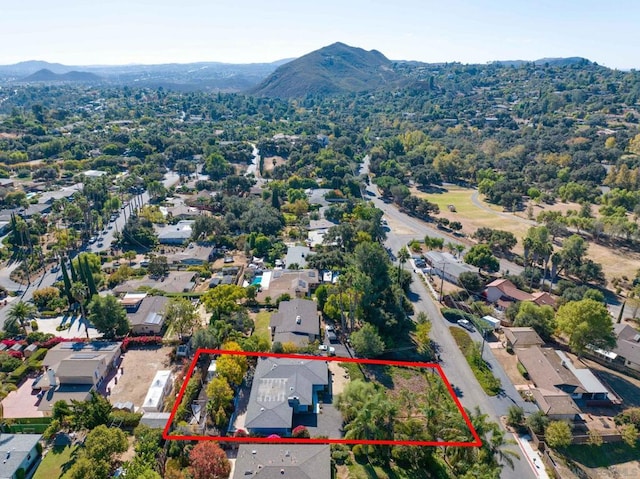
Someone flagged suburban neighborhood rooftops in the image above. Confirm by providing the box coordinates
[233,444,331,479]
[611,324,640,364]
[140,412,171,429]
[37,384,93,413]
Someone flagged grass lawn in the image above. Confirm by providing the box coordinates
[252,311,271,345]
[416,185,640,282]
[33,445,79,479]
[562,441,640,468]
[450,327,501,396]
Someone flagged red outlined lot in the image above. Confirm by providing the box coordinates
[163,349,482,447]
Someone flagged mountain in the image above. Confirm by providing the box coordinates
[493,57,592,67]
[20,69,103,83]
[249,42,400,98]
[0,59,290,91]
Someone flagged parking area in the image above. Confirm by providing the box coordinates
[1,378,45,418]
[104,347,174,410]
[35,315,102,340]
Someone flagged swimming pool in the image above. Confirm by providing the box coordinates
[251,276,262,287]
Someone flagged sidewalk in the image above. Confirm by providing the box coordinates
[513,433,550,479]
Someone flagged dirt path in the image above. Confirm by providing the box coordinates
[329,362,350,396]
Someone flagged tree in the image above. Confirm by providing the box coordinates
[555,299,616,355]
[32,286,61,310]
[397,246,410,284]
[206,376,234,414]
[457,272,484,293]
[350,323,385,357]
[621,424,639,447]
[165,297,199,339]
[414,319,432,356]
[68,457,110,479]
[216,355,246,386]
[87,294,130,338]
[513,301,555,341]
[545,421,572,449]
[506,406,524,429]
[526,411,550,435]
[148,255,169,277]
[188,442,231,479]
[202,284,246,322]
[464,244,499,273]
[4,301,36,334]
[84,425,128,463]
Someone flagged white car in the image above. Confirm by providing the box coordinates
[457,319,475,332]
[318,345,336,355]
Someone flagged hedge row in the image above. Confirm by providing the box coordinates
[109,411,143,429]
[7,347,48,384]
[122,335,164,351]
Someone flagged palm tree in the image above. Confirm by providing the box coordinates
[397,246,410,284]
[5,301,37,334]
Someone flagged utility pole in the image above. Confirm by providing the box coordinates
[439,262,446,302]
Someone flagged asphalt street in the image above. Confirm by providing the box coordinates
[359,157,537,479]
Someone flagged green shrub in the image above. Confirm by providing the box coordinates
[517,362,529,379]
[109,411,143,429]
[0,352,22,372]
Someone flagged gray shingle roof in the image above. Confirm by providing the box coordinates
[0,434,42,479]
[233,444,330,479]
[270,299,319,343]
[244,357,328,431]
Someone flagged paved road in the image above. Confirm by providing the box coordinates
[358,158,537,479]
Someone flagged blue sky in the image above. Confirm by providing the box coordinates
[1,0,638,68]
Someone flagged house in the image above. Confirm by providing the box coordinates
[594,324,640,372]
[256,270,319,302]
[233,444,331,479]
[484,279,557,310]
[0,178,15,188]
[516,346,611,420]
[307,219,337,248]
[37,183,82,204]
[35,341,122,414]
[83,169,108,178]
[120,293,169,335]
[113,271,197,294]
[0,434,42,479]
[23,343,39,358]
[424,251,477,284]
[503,327,544,350]
[244,357,329,436]
[142,370,173,413]
[165,244,215,266]
[156,220,195,245]
[284,245,311,269]
[270,299,320,347]
[161,196,202,220]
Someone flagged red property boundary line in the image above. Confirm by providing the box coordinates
[162,349,482,447]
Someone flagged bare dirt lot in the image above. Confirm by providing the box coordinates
[328,362,350,396]
[107,346,174,410]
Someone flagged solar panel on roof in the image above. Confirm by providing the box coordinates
[70,353,99,359]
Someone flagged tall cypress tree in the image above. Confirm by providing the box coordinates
[60,262,74,305]
[69,257,78,283]
[83,256,98,297]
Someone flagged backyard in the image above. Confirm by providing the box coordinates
[33,444,78,479]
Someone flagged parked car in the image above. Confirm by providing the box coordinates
[318,345,336,355]
[457,319,475,332]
